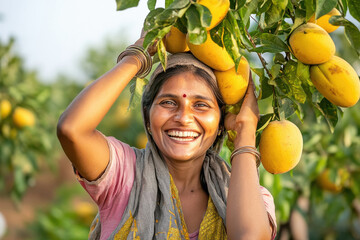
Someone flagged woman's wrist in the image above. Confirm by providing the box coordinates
[116,44,152,78]
[232,127,257,147]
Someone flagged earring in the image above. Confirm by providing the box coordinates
[147,126,152,135]
[218,129,222,136]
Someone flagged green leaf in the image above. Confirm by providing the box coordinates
[233,12,254,49]
[185,5,208,45]
[305,0,316,20]
[329,16,360,56]
[157,39,167,71]
[257,113,275,132]
[315,0,337,19]
[281,60,307,104]
[165,0,175,8]
[252,67,273,99]
[239,0,262,26]
[168,0,190,9]
[147,0,156,10]
[348,0,360,22]
[339,0,348,16]
[259,0,272,14]
[259,2,287,29]
[316,98,339,132]
[223,18,242,70]
[194,3,212,28]
[251,33,289,53]
[144,8,165,31]
[129,78,149,109]
[116,0,140,10]
[209,22,224,48]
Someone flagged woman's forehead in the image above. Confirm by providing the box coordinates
[157,71,217,98]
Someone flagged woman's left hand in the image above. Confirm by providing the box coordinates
[224,72,259,145]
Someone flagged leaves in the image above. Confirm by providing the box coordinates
[315,0,337,19]
[329,16,360,56]
[252,33,289,53]
[116,0,140,10]
[348,0,360,22]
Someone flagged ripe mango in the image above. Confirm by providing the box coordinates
[259,120,303,174]
[308,8,341,33]
[214,57,249,105]
[310,56,360,107]
[164,27,190,54]
[289,23,335,65]
[187,32,234,71]
[12,107,36,128]
[198,0,230,30]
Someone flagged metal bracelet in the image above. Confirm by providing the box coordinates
[117,45,152,79]
[230,146,261,168]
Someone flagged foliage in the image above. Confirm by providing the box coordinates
[116,0,360,133]
[27,184,95,240]
[113,0,360,238]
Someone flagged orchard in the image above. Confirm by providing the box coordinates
[117,0,360,238]
[0,0,359,238]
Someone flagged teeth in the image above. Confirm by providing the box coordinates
[167,130,199,138]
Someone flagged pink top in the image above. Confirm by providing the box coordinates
[77,137,277,240]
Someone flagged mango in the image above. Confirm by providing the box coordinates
[187,31,234,71]
[164,27,190,54]
[289,23,335,65]
[198,0,230,30]
[308,8,341,33]
[310,56,360,107]
[259,120,303,174]
[214,57,249,105]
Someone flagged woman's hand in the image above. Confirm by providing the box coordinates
[224,72,260,146]
[133,28,157,56]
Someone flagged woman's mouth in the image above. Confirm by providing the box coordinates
[166,130,200,142]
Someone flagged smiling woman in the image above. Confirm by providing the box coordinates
[56,29,277,239]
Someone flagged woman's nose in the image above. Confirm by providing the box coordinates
[174,105,193,124]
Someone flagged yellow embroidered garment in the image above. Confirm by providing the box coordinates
[103,175,226,240]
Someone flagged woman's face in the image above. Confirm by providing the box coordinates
[149,71,221,163]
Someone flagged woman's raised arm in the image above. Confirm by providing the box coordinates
[225,75,273,239]
[57,38,147,181]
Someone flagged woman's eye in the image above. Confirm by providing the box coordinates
[160,100,176,106]
[195,102,209,108]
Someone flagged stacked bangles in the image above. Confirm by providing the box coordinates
[117,45,152,79]
[230,145,261,168]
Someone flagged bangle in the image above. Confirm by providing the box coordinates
[230,146,261,168]
[117,45,152,79]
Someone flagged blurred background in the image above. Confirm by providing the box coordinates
[0,0,359,239]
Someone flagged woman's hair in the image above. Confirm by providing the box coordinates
[142,64,226,151]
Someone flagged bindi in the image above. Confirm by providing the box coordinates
[182,94,187,98]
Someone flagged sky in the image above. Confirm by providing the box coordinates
[0,0,157,82]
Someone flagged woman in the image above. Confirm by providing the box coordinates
[57,33,276,239]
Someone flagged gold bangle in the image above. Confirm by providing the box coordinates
[117,45,152,78]
[230,146,261,168]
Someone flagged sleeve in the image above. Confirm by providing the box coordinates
[260,186,277,240]
[75,136,136,210]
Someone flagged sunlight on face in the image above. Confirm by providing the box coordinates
[149,71,221,163]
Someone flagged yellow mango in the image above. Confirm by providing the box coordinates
[214,57,249,105]
[308,8,341,33]
[164,27,190,54]
[310,56,360,107]
[198,0,230,30]
[289,23,335,65]
[1,99,12,119]
[187,32,234,71]
[12,107,36,128]
[259,120,303,174]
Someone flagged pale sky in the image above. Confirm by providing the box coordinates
[0,0,156,82]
